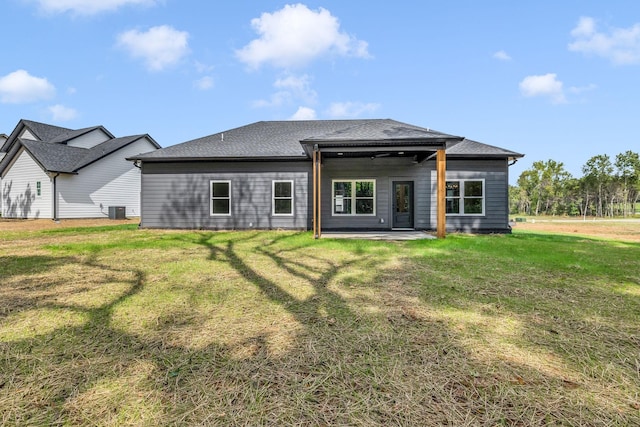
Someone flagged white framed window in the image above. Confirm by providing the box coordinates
[36,181,41,197]
[272,180,294,216]
[446,179,485,215]
[210,180,231,216]
[332,179,376,215]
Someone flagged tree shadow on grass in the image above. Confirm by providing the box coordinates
[1,230,638,425]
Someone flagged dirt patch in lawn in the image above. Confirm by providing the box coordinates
[514,219,640,242]
[0,217,139,231]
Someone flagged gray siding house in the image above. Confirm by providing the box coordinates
[129,119,523,235]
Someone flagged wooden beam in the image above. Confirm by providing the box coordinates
[318,151,322,238]
[312,150,318,238]
[436,149,446,238]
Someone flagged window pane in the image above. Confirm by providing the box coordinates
[334,197,352,214]
[464,181,483,197]
[464,198,482,214]
[212,182,229,198]
[212,199,230,214]
[446,198,459,214]
[274,199,292,214]
[446,181,460,197]
[356,181,374,197]
[355,198,374,214]
[274,181,292,197]
[334,182,351,197]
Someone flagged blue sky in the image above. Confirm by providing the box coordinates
[1,1,639,183]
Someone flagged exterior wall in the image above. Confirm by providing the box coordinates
[139,157,512,232]
[66,129,111,149]
[320,157,433,230]
[56,138,156,218]
[2,149,52,218]
[428,159,511,232]
[139,161,311,229]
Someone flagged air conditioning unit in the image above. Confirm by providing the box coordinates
[108,206,126,219]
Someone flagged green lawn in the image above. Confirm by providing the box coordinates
[1,226,639,425]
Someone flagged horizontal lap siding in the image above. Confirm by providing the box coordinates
[428,159,510,232]
[2,149,51,219]
[321,157,432,230]
[140,162,310,229]
[57,138,156,218]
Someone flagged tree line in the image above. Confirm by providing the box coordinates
[510,151,640,217]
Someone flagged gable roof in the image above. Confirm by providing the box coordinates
[0,119,161,176]
[0,120,115,153]
[130,119,522,162]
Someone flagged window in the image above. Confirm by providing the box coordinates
[36,181,41,197]
[273,180,293,215]
[446,180,484,215]
[332,180,375,215]
[210,180,231,215]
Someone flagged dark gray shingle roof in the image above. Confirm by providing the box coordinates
[49,126,115,144]
[447,139,523,158]
[16,135,153,173]
[19,139,87,173]
[301,120,459,143]
[131,119,521,161]
[21,120,73,141]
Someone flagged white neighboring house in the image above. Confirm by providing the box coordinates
[0,120,160,219]
[0,133,7,214]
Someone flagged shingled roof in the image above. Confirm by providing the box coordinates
[130,119,522,161]
[0,119,160,175]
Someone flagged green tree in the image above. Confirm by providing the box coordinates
[614,151,640,216]
[581,154,614,217]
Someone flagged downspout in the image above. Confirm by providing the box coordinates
[52,173,60,222]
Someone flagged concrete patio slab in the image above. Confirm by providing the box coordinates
[321,231,436,240]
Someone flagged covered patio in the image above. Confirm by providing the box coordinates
[299,122,464,240]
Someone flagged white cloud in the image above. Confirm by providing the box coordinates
[194,76,214,91]
[493,50,511,61]
[30,0,158,15]
[569,16,640,65]
[236,3,370,69]
[326,101,380,118]
[48,104,78,121]
[0,69,55,104]
[289,106,317,120]
[568,83,597,94]
[194,61,215,74]
[253,73,317,108]
[117,25,190,71]
[519,73,566,104]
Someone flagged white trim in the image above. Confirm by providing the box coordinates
[331,179,376,216]
[445,178,485,216]
[210,180,231,216]
[272,179,294,216]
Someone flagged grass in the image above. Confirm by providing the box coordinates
[1,224,639,426]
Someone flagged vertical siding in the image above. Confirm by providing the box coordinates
[65,129,111,149]
[140,161,310,229]
[57,138,156,218]
[428,159,511,232]
[1,149,52,218]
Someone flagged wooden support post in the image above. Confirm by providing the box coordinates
[312,150,318,238]
[317,151,322,238]
[436,148,446,238]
